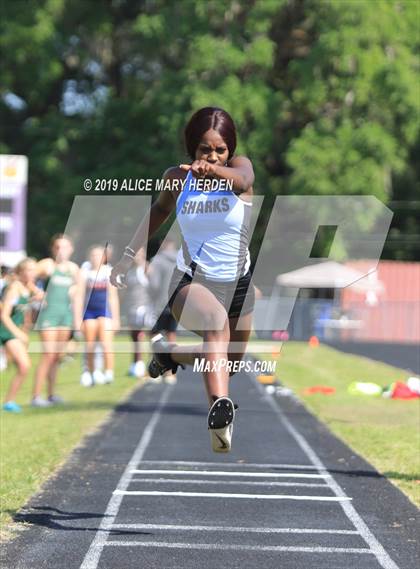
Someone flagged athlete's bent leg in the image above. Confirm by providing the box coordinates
[33,330,59,399]
[228,312,253,376]
[82,319,99,373]
[98,318,114,381]
[4,339,31,403]
[130,330,144,363]
[47,328,70,398]
[170,283,230,405]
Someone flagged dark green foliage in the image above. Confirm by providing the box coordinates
[0,0,418,259]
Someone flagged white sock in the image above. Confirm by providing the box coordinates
[134,360,146,377]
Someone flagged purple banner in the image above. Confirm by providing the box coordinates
[0,155,28,266]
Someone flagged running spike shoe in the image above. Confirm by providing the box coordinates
[207,396,238,453]
[148,334,185,378]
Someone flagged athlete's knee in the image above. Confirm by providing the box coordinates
[201,307,229,333]
[55,352,65,363]
[43,351,57,362]
[18,359,31,375]
[101,341,113,352]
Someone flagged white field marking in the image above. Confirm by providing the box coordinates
[102,542,371,554]
[137,460,323,471]
[253,376,401,569]
[131,478,327,488]
[130,469,329,479]
[79,385,173,569]
[110,523,360,535]
[113,490,351,501]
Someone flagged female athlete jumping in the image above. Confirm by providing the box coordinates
[110,107,255,452]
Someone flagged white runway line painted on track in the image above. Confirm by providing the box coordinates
[130,469,329,479]
[138,460,323,471]
[79,368,400,569]
[111,523,360,535]
[131,478,328,487]
[114,490,351,501]
[79,385,174,569]
[252,374,401,569]
[101,541,372,554]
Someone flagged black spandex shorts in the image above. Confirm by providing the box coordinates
[167,268,255,319]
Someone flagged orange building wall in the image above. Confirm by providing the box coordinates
[341,261,420,343]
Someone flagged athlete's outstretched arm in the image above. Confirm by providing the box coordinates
[36,258,54,279]
[180,156,254,193]
[127,190,175,254]
[110,173,176,288]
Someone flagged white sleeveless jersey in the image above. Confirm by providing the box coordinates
[81,263,111,289]
[176,170,252,281]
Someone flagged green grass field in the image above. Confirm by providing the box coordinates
[0,345,137,540]
[262,341,420,507]
[1,338,419,541]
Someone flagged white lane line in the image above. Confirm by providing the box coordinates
[79,385,174,569]
[113,490,351,501]
[139,460,322,471]
[253,376,400,569]
[130,469,329,479]
[131,478,328,488]
[101,541,371,554]
[111,523,360,535]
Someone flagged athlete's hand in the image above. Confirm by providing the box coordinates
[110,257,132,289]
[73,317,83,332]
[180,160,216,178]
[30,286,44,302]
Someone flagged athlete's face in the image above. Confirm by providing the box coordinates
[195,129,229,166]
[89,247,105,269]
[52,238,73,262]
[18,261,36,284]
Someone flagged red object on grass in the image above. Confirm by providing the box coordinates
[391,381,420,400]
[308,336,320,348]
[303,385,336,395]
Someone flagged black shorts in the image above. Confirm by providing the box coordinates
[168,268,255,319]
[151,305,178,334]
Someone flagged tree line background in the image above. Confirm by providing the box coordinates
[0,0,419,260]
